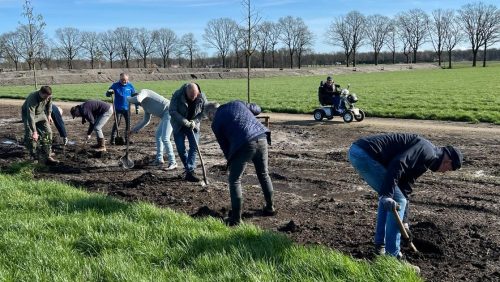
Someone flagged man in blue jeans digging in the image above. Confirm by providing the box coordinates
[348,133,463,260]
[169,82,207,182]
[127,89,177,170]
[205,100,275,226]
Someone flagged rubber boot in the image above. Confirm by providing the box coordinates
[94,138,106,152]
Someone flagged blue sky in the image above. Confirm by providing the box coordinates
[1,0,499,54]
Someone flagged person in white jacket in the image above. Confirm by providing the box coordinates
[128,89,177,169]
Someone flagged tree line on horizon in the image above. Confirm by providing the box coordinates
[1,1,499,72]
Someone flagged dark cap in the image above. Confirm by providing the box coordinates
[443,146,463,170]
[326,76,333,81]
[70,106,79,119]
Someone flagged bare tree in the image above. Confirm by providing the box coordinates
[0,31,22,70]
[100,30,118,68]
[386,20,398,64]
[296,22,314,69]
[180,33,198,68]
[55,27,83,69]
[81,31,100,69]
[37,38,54,69]
[428,9,452,66]
[115,27,135,68]
[366,14,391,65]
[279,16,303,69]
[480,6,500,67]
[346,11,366,67]
[326,16,352,66]
[256,21,273,68]
[459,2,500,67]
[398,9,429,63]
[230,25,245,68]
[133,28,157,68]
[241,0,261,102]
[203,18,236,68]
[18,0,45,88]
[154,28,177,68]
[443,14,463,69]
[269,22,281,68]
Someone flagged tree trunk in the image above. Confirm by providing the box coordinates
[90,58,94,69]
[271,50,275,68]
[352,49,356,67]
[472,49,477,67]
[482,43,487,67]
[143,57,147,68]
[392,51,395,64]
[110,57,113,69]
[413,48,417,64]
[345,53,350,67]
[261,51,265,68]
[448,50,452,69]
[190,53,193,68]
[437,51,441,66]
[163,55,167,68]
[247,54,251,103]
[374,52,378,66]
[289,51,293,69]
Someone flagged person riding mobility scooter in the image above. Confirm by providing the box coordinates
[313,76,365,122]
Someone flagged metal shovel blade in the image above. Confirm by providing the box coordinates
[120,155,134,169]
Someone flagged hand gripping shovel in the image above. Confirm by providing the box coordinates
[392,206,418,253]
[110,92,125,146]
[192,129,208,186]
[120,108,134,169]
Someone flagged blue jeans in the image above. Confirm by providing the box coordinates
[348,144,407,257]
[156,113,176,165]
[173,127,199,173]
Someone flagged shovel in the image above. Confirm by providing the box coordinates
[119,108,134,169]
[392,206,419,253]
[192,129,208,186]
[110,92,125,146]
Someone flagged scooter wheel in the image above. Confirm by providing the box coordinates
[313,109,324,121]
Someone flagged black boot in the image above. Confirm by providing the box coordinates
[184,171,200,182]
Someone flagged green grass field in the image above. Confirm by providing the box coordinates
[0,163,421,281]
[1,64,499,124]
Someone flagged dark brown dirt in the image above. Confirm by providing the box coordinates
[0,100,499,282]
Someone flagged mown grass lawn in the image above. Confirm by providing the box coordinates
[0,162,421,281]
[1,64,499,124]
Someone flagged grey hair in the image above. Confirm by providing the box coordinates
[203,102,220,119]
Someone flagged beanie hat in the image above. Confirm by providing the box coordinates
[443,146,463,170]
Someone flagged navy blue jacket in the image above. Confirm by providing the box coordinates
[211,100,269,162]
[77,100,111,135]
[354,133,444,198]
[106,81,135,111]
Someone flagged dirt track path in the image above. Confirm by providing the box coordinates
[2,98,499,136]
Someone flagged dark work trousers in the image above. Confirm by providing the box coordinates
[111,109,130,141]
[228,137,274,222]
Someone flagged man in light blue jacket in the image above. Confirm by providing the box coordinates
[128,89,177,170]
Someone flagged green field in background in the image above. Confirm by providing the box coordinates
[1,64,499,124]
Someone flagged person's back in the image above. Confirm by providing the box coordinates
[212,100,268,161]
[136,89,169,117]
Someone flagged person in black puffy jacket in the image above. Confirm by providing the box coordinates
[207,100,275,226]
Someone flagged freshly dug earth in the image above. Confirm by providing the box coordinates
[0,100,499,281]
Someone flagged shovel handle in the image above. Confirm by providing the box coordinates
[391,206,418,253]
[192,129,208,186]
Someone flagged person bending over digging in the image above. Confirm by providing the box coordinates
[169,82,207,182]
[348,133,463,261]
[70,100,113,152]
[21,85,58,165]
[205,101,275,226]
[106,73,135,145]
[127,89,177,170]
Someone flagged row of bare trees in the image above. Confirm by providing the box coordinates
[327,2,500,68]
[1,2,499,71]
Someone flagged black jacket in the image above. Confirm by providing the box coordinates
[354,133,444,198]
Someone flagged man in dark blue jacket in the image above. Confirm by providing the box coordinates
[106,73,135,145]
[207,100,275,226]
[50,105,68,145]
[70,100,113,152]
[348,133,463,259]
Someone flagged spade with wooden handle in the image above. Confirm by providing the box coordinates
[392,205,419,253]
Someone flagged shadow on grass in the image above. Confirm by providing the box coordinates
[47,193,131,215]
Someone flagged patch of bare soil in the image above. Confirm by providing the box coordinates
[0,101,499,282]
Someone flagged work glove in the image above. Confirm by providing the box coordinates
[379,196,398,211]
[63,137,69,146]
[187,120,196,130]
[106,89,114,96]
